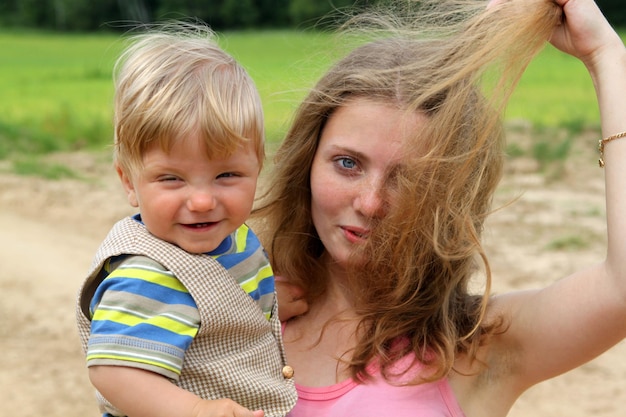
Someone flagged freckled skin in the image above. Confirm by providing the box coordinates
[310,98,425,266]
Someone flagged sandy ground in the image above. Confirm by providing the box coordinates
[1,131,625,416]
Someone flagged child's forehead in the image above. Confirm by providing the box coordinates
[149,131,258,158]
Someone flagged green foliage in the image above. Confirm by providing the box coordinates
[532,136,574,169]
[0,29,621,168]
[220,0,259,28]
[506,43,600,129]
[1,0,624,31]
[0,31,119,157]
[0,30,333,159]
[505,142,525,159]
[11,157,80,179]
[0,0,367,31]
[546,235,589,251]
[0,120,61,158]
[219,30,334,142]
[596,0,626,27]
[288,0,357,28]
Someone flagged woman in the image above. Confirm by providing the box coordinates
[254,0,626,416]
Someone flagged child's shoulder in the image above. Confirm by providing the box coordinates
[105,254,168,274]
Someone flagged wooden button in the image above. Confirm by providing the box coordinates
[282,365,294,379]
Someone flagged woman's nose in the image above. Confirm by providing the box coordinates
[186,188,216,212]
[355,182,387,219]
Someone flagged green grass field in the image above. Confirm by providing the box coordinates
[0,30,335,159]
[0,29,622,161]
[507,43,600,130]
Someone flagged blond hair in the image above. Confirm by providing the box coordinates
[255,0,563,383]
[113,22,264,176]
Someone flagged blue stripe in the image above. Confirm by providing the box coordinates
[215,246,260,269]
[87,335,185,359]
[247,276,275,301]
[90,320,195,351]
[208,234,234,255]
[91,276,196,312]
[214,230,262,269]
[216,251,250,268]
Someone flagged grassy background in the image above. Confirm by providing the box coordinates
[0,29,623,169]
[0,30,334,160]
[507,44,600,131]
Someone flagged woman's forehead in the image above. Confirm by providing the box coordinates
[322,98,427,156]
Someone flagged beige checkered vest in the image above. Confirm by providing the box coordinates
[76,216,297,416]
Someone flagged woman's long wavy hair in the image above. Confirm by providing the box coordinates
[254,0,563,382]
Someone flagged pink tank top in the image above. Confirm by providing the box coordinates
[287,351,466,417]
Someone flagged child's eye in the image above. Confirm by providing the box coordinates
[157,175,179,182]
[217,172,238,179]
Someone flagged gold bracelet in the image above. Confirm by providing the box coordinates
[599,131,626,167]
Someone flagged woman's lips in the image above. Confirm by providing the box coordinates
[342,226,370,243]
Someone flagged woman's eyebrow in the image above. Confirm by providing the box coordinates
[328,145,368,161]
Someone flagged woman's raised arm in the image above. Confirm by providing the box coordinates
[494,0,626,390]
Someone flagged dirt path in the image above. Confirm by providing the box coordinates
[0,145,624,416]
[0,210,97,415]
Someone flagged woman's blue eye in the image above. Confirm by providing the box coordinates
[338,157,357,169]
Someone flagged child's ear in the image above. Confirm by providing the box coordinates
[115,163,139,208]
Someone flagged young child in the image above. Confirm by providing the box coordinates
[75,23,296,417]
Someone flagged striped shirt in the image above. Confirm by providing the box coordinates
[86,220,275,380]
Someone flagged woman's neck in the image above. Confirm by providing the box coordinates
[318,253,358,313]
[283,257,362,386]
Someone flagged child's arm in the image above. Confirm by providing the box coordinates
[89,365,264,417]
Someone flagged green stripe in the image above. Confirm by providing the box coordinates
[87,353,181,375]
[108,266,188,292]
[92,308,198,337]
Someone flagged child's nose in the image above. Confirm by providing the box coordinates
[187,188,216,212]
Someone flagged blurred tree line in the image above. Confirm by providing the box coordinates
[0,0,623,31]
[0,0,365,31]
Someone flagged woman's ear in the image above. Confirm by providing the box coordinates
[115,163,139,208]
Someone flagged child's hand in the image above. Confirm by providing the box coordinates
[275,276,308,321]
[192,398,264,417]
[90,365,268,417]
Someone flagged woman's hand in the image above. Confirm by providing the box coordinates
[275,276,308,321]
[549,0,624,69]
